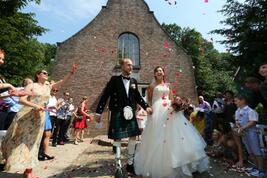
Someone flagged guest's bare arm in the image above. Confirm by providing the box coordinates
[19,84,44,110]
[52,64,77,89]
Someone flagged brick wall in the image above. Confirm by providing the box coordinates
[52,0,197,135]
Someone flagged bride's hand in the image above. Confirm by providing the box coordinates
[146,107,153,115]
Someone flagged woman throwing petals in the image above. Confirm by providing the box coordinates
[1,64,77,178]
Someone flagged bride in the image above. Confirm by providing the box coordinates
[134,66,209,178]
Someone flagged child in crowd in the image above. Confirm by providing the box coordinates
[190,109,205,137]
[234,94,265,177]
[212,129,240,163]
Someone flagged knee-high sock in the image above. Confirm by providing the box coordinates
[127,140,136,165]
[113,142,122,168]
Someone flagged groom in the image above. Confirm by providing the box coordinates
[95,58,152,176]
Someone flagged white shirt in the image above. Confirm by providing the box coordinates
[47,96,57,116]
[122,77,130,97]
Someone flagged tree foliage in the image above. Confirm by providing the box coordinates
[211,0,267,79]
[162,23,237,100]
[0,0,56,85]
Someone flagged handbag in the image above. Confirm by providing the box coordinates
[75,107,83,120]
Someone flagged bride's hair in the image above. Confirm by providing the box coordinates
[154,66,166,82]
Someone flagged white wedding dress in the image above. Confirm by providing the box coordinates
[134,84,209,178]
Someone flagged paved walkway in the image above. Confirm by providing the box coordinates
[0,136,252,178]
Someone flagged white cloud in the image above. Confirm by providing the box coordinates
[30,0,108,22]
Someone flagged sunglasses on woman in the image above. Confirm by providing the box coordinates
[41,71,49,76]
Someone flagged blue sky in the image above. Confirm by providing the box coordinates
[22,0,235,52]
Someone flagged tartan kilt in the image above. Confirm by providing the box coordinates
[108,109,140,139]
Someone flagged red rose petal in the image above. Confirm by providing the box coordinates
[164,42,169,49]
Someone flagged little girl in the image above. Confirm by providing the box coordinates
[234,94,265,177]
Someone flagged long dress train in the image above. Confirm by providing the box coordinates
[134,84,209,178]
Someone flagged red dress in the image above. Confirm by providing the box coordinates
[73,104,88,129]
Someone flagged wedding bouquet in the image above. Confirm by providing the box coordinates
[171,96,188,112]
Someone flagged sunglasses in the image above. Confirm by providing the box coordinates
[52,90,58,92]
[41,71,49,76]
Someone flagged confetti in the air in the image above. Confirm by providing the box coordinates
[164,42,169,49]
[165,0,177,5]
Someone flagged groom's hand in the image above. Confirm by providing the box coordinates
[95,113,102,123]
[146,107,153,115]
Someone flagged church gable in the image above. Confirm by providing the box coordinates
[53,0,197,109]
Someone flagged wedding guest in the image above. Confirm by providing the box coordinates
[52,92,71,146]
[212,92,225,131]
[259,62,267,123]
[2,78,33,130]
[0,49,16,93]
[242,77,262,109]
[38,88,58,161]
[0,49,26,129]
[48,88,58,134]
[1,64,77,178]
[208,130,239,162]
[223,91,237,127]
[234,94,265,177]
[63,97,75,142]
[190,109,206,137]
[199,96,211,111]
[73,96,91,145]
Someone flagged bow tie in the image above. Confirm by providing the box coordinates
[122,76,130,80]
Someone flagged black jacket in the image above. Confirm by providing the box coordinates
[96,75,148,114]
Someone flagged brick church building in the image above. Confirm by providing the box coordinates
[53,0,197,134]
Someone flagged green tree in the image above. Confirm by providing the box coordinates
[211,0,267,79]
[162,23,236,100]
[0,0,56,85]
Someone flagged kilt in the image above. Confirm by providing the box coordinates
[108,109,140,139]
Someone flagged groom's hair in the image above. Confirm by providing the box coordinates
[119,58,132,66]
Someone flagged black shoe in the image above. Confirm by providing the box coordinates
[0,164,5,171]
[126,164,136,175]
[114,168,123,178]
[38,154,45,161]
[63,139,69,143]
[52,142,57,147]
[43,153,54,160]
